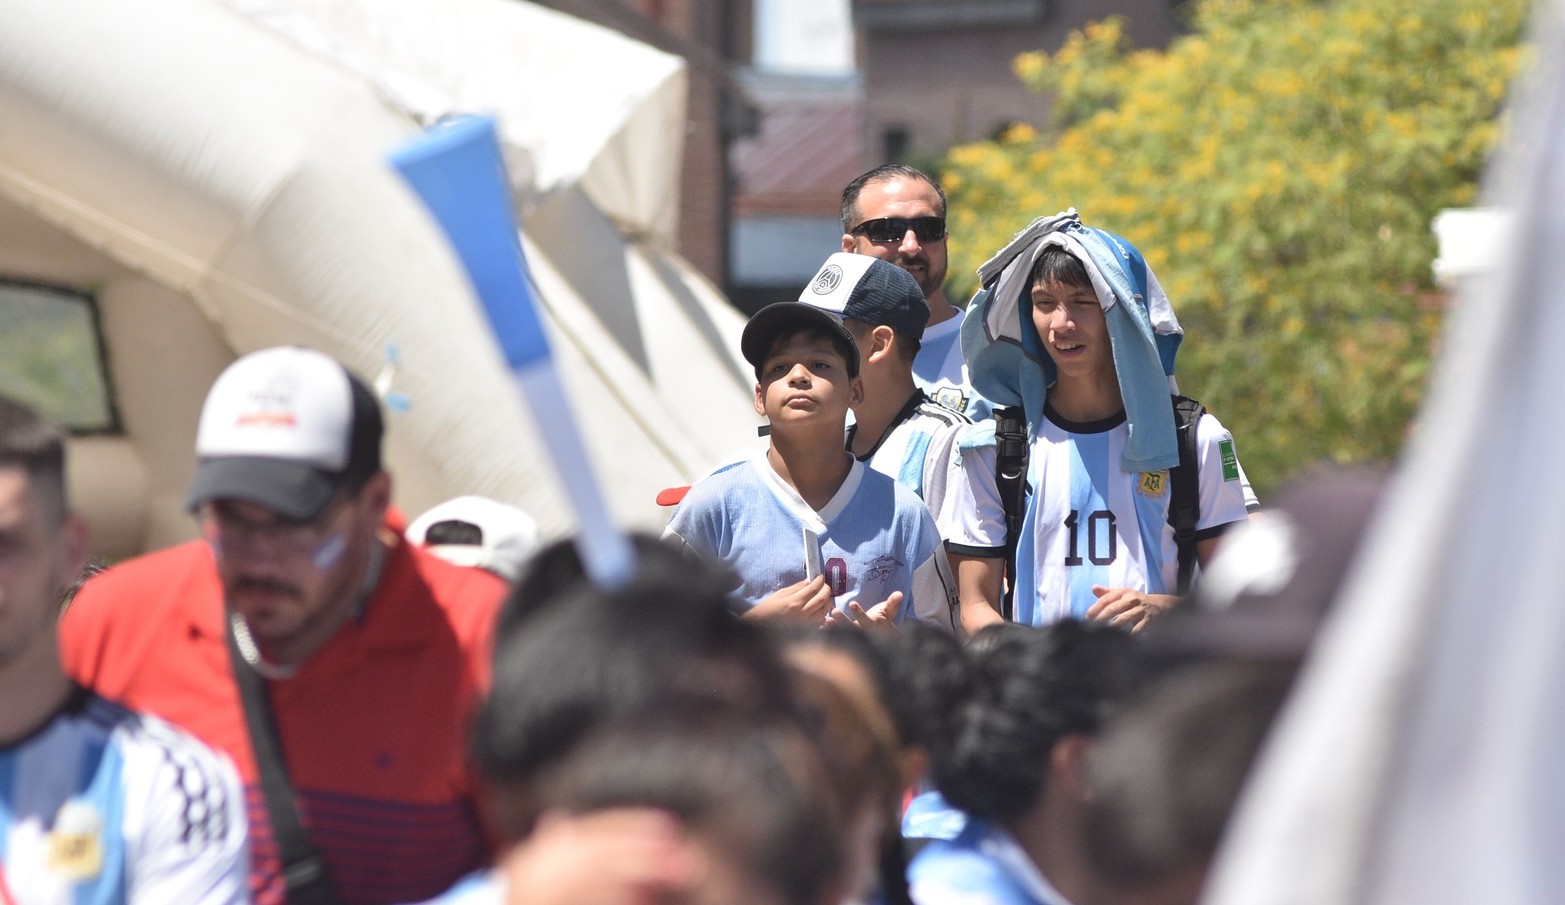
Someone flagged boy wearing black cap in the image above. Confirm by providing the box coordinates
[664,289,959,631]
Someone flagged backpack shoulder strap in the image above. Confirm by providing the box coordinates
[992,405,1029,621]
[1170,394,1205,595]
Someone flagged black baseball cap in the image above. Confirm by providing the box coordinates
[740,303,861,377]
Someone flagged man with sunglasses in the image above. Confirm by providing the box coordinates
[841,164,986,419]
[60,347,508,905]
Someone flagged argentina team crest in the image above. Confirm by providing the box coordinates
[932,386,968,413]
[48,800,104,880]
[1137,469,1168,498]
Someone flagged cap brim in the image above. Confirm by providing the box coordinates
[186,456,343,521]
[424,544,489,569]
[740,303,859,372]
[656,485,691,507]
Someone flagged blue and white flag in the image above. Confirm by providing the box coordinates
[390,115,634,587]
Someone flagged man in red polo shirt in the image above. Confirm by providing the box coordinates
[60,346,507,905]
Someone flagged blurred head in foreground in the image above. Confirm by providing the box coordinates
[1085,465,1389,905]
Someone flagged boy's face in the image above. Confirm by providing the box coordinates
[752,333,863,427]
[1031,279,1115,384]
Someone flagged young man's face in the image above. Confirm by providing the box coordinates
[752,333,863,427]
[841,176,948,299]
[0,465,84,671]
[1031,279,1115,384]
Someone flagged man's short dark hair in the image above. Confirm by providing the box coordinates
[538,698,847,905]
[0,394,68,524]
[841,164,948,233]
[473,535,793,834]
[1028,246,1094,292]
[755,324,861,382]
[842,317,921,366]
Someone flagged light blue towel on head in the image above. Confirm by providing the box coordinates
[961,210,1184,472]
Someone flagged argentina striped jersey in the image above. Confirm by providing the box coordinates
[1012,405,1250,626]
[0,689,247,904]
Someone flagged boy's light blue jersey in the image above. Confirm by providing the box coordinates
[665,453,958,629]
[1012,405,1250,626]
[0,689,248,904]
[908,819,1074,905]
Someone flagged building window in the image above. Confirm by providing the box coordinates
[0,280,119,433]
[882,125,911,162]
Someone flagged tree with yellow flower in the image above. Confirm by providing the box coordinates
[942,0,1531,494]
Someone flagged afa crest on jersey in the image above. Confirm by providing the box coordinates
[1137,470,1168,498]
[48,800,104,880]
[931,386,968,413]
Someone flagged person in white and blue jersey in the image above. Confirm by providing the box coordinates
[665,288,959,631]
[956,212,1253,631]
[0,394,248,903]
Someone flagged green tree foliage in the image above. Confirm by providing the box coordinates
[940,0,1531,494]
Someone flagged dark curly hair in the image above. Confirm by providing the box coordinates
[901,620,1141,821]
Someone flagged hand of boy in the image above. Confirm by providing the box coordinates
[747,575,835,623]
[824,591,904,636]
[1087,586,1176,634]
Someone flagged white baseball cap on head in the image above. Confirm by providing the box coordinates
[798,252,930,339]
[186,346,383,521]
[406,496,540,582]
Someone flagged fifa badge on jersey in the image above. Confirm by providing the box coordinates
[1220,439,1240,481]
[48,800,104,880]
[932,387,968,413]
[1137,470,1168,497]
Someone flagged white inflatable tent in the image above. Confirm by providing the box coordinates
[0,0,759,560]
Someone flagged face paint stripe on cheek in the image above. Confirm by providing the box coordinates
[311,532,348,571]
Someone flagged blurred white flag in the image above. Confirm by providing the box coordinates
[1203,2,1565,903]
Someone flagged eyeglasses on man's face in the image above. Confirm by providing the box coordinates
[197,497,348,560]
[848,216,946,244]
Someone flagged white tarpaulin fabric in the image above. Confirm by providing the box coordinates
[1202,1,1565,902]
[222,0,689,240]
[0,0,756,553]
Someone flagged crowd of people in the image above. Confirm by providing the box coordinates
[0,164,1381,905]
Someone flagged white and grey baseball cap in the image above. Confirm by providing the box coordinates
[798,252,930,340]
[186,346,383,521]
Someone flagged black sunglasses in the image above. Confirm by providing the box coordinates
[849,216,946,244]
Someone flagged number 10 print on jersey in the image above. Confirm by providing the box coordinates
[1017,410,1178,624]
[1063,510,1116,566]
[1010,404,1250,627]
